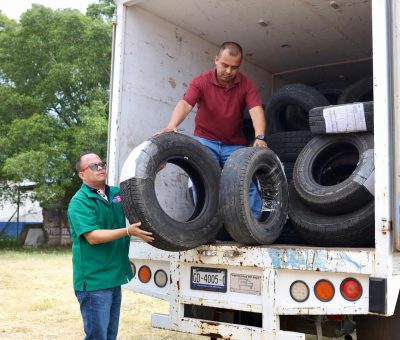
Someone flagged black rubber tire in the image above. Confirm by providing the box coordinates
[267,131,314,162]
[120,132,222,251]
[309,101,374,134]
[266,83,329,134]
[219,147,288,245]
[337,76,373,104]
[282,162,295,182]
[284,105,309,130]
[274,220,306,245]
[293,133,374,214]
[314,81,349,105]
[288,183,374,247]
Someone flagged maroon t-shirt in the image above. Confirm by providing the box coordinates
[183,69,262,145]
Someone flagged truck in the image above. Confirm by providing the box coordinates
[107,0,400,339]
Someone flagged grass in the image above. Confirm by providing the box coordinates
[0,246,202,340]
[0,244,337,339]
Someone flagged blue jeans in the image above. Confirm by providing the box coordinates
[195,137,262,218]
[75,286,122,340]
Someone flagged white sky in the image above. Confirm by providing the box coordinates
[0,0,96,20]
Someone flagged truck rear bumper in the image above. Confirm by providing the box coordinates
[152,313,305,340]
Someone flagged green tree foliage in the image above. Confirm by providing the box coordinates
[0,4,112,208]
[87,0,115,21]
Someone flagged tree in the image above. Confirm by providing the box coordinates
[0,4,112,226]
[87,0,116,21]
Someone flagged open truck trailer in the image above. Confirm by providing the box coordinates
[107,0,400,339]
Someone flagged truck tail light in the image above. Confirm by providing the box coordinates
[154,269,168,288]
[340,278,362,301]
[290,280,310,302]
[138,265,152,283]
[130,261,136,278]
[314,279,335,302]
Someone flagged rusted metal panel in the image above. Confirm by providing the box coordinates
[180,244,374,274]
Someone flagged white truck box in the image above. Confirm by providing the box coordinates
[108,0,400,338]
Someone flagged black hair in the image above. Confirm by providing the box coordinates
[75,151,97,173]
[218,41,243,59]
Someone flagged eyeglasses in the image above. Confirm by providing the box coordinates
[81,162,107,172]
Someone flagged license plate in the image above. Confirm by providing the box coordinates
[190,267,227,292]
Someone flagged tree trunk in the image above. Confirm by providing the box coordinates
[42,203,71,246]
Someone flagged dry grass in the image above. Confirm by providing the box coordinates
[0,248,202,340]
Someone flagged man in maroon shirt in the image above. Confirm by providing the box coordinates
[157,42,267,220]
[157,41,267,148]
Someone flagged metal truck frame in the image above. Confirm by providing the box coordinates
[107,0,400,338]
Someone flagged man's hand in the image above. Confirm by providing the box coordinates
[253,139,268,148]
[127,222,154,242]
[154,126,177,135]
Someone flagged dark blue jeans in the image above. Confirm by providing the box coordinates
[195,137,262,218]
[75,286,122,340]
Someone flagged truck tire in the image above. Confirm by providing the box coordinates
[284,105,309,131]
[337,76,373,104]
[120,132,222,251]
[282,162,295,182]
[267,131,314,162]
[219,147,288,245]
[309,101,374,134]
[293,133,374,214]
[266,83,329,133]
[288,183,374,247]
[274,220,306,245]
[314,81,349,104]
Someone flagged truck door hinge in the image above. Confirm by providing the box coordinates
[381,218,392,234]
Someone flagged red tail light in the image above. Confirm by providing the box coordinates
[340,278,362,301]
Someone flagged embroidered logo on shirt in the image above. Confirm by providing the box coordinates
[113,195,122,203]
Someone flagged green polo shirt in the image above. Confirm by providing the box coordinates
[68,184,133,291]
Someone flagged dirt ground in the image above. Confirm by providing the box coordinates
[0,248,203,340]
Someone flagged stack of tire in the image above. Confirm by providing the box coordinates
[119,133,289,251]
[267,76,375,247]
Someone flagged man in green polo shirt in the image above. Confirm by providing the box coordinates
[68,151,154,340]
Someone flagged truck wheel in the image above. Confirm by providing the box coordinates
[219,147,288,245]
[267,131,313,162]
[309,101,374,134]
[337,76,373,104]
[293,133,374,214]
[266,83,329,133]
[288,183,374,247]
[120,133,222,251]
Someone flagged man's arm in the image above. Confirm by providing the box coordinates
[155,100,193,135]
[249,105,268,147]
[83,222,154,245]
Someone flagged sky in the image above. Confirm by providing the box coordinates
[0,0,96,20]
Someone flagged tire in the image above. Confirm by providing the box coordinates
[293,133,374,214]
[274,220,306,245]
[266,83,329,133]
[119,132,222,251]
[267,131,314,162]
[219,147,288,245]
[288,183,374,247]
[309,101,374,134]
[314,81,349,105]
[337,76,373,104]
[284,105,309,130]
[282,162,295,182]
